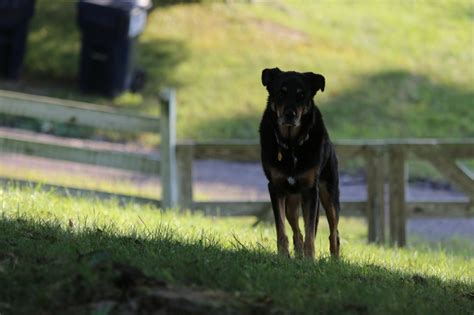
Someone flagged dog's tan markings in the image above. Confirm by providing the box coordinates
[277,124,301,140]
[296,166,318,189]
[269,167,291,257]
[302,195,319,259]
[277,151,283,161]
[285,194,303,258]
[296,106,304,117]
[319,184,340,257]
[276,104,284,118]
[275,196,289,257]
[297,166,320,258]
[269,167,287,187]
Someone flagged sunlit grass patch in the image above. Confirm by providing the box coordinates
[0,186,472,313]
[0,164,160,199]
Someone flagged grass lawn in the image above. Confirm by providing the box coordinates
[0,186,472,314]
[1,0,470,141]
[0,163,160,200]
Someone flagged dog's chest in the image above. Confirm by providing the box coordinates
[269,164,318,191]
[269,149,318,190]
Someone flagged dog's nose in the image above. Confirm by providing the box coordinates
[284,108,297,119]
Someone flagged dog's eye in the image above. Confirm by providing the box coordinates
[297,92,305,100]
[280,86,287,94]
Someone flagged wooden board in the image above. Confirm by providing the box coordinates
[0,89,160,133]
[414,150,474,200]
[0,135,160,174]
[193,200,366,217]
[407,200,472,217]
[160,90,178,208]
[192,140,386,162]
[365,149,386,244]
[401,139,474,159]
[388,146,406,246]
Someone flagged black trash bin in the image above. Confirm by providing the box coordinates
[0,0,35,80]
[77,0,151,97]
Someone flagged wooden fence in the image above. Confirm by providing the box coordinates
[175,139,473,246]
[0,89,473,247]
[0,89,178,208]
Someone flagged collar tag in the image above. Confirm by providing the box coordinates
[277,151,283,161]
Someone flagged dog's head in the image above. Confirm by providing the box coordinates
[262,68,325,127]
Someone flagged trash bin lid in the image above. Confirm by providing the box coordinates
[78,0,150,38]
[79,0,152,11]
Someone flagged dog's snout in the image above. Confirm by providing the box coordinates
[284,108,297,118]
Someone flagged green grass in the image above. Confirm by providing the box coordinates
[0,163,160,200]
[0,186,472,314]
[2,0,470,141]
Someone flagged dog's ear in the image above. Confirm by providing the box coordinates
[261,68,281,89]
[304,72,325,96]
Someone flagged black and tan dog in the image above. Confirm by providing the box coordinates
[259,68,340,259]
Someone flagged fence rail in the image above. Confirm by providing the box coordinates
[0,135,160,174]
[0,90,160,133]
[176,139,474,246]
[0,89,177,208]
[0,89,473,247]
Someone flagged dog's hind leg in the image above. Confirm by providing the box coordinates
[302,185,320,259]
[268,183,289,257]
[285,194,303,258]
[320,182,340,257]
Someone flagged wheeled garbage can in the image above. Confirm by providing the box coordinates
[0,0,36,79]
[77,0,151,97]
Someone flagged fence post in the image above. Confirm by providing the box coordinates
[366,147,386,244]
[176,141,194,210]
[388,145,406,247]
[160,89,178,209]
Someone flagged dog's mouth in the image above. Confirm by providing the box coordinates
[278,117,301,127]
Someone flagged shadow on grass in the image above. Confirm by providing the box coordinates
[194,69,473,140]
[0,217,472,314]
[139,38,189,95]
[189,113,262,140]
[321,70,474,139]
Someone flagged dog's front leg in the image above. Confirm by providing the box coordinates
[268,182,289,257]
[285,194,303,258]
[302,185,320,259]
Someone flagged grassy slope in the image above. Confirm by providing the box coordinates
[0,187,472,314]
[13,0,473,140]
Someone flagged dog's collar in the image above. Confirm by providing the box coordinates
[274,130,289,150]
[274,110,315,164]
[274,131,309,150]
